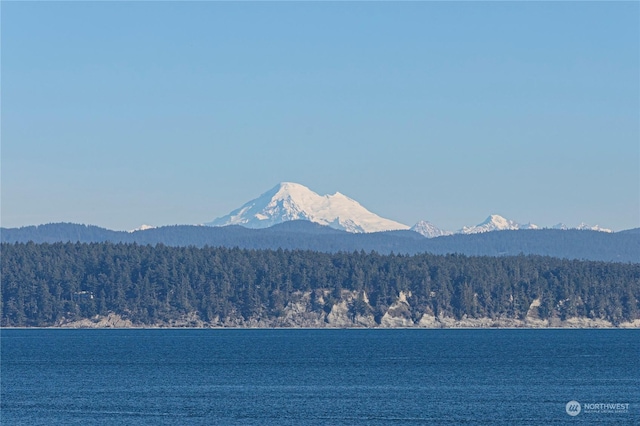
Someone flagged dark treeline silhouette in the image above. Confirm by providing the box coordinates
[2,242,638,327]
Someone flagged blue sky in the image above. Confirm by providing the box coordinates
[2,1,638,231]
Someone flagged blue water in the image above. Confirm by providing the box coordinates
[1,329,638,425]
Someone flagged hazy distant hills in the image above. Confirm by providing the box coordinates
[2,221,638,263]
[618,227,640,235]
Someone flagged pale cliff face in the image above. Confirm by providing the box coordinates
[53,291,634,329]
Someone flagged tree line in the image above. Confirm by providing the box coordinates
[2,242,638,326]
[2,222,638,263]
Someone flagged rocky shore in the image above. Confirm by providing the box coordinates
[51,290,640,329]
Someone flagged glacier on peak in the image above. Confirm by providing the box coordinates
[458,214,537,234]
[457,216,613,234]
[128,224,155,233]
[575,222,614,233]
[410,220,453,238]
[205,183,615,235]
[205,182,410,233]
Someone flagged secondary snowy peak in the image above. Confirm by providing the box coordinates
[206,182,410,233]
[410,221,452,238]
[459,214,539,234]
[554,222,612,232]
[575,222,614,233]
[128,224,155,233]
[458,216,614,234]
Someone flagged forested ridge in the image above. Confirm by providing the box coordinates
[2,222,639,262]
[1,242,639,327]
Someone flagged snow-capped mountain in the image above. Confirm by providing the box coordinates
[576,223,613,233]
[128,224,155,233]
[410,221,453,238]
[457,216,614,234]
[459,214,539,234]
[204,183,615,236]
[206,182,410,233]
[552,222,612,232]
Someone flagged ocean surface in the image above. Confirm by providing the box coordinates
[1,329,638,425]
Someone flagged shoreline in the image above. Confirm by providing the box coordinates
[4,323,639,330]
[3,328,639,331]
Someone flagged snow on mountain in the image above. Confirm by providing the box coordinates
[458,214,538,234]
[128,224,155,233]
[552,222,612,232]
[520,222,540,230]
[410,221,453,238]
[205,182,410,233]
[458,216,613,234]
[575,222,614,233]
[205,184,615,235]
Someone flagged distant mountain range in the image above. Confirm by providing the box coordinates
[205,182,614,236]
[2,182,633,261]
[2,221,638,263]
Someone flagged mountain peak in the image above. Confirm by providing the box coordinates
[275,181,307,191]
[460,214,532,234]
[482,214,511,225]
[128,224,155,233]
[576,223,614,233]
[206,183,409,233]
[267,182,314,198]
[410,220,453,238]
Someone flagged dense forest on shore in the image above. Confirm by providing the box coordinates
[1,242,639,327]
